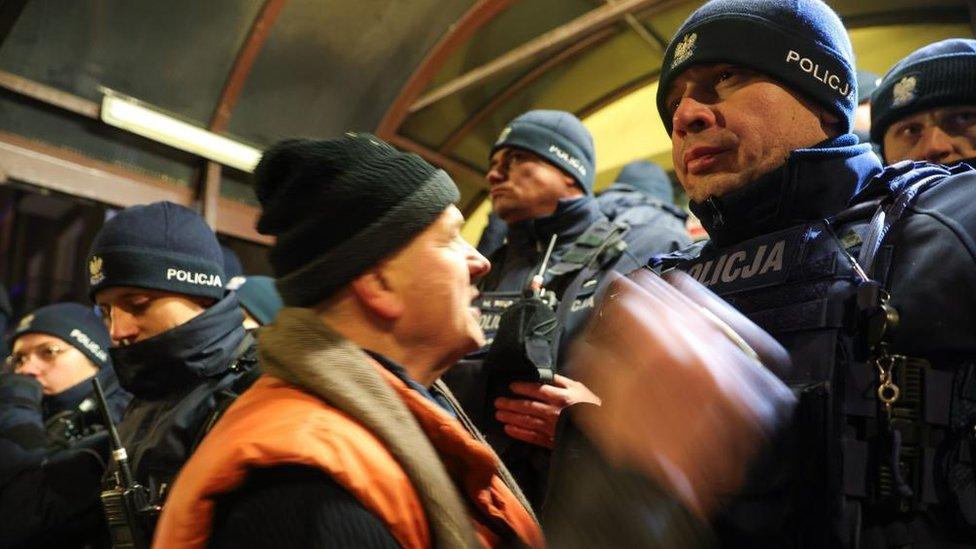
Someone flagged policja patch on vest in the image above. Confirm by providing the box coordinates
[682,225,804,295]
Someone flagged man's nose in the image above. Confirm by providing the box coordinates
[917,126,956,164]
[108,309,139,345]
[486,164,506,186]
[672,96,716,137]
[468,245,491,280]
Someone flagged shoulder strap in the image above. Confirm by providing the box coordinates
[857,172,948,279]
[190,332,259,451]
[547,219,628,280]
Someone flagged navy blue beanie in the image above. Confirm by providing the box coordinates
[870,39,976,145]
[226,275,283,325]
[614,160,674,204]
[657,0,856,135]
[87,202,225,300]
[12,303,111,368]
[491,110,596,193]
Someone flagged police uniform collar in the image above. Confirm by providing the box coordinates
[507,196,605,251]
[690,134,881,248]
[109,292,246,398]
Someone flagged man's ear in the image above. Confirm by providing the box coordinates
[561,171,577,189]
[349,266,403,320]
[820,108,841,136]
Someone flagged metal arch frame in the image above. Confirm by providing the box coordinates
[435,26,619,153]
[201,0,288,233]
[404,0,675,115]
[378,0,682,210]
[375,0,519,140]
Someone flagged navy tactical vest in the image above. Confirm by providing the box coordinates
[654,157,976,547]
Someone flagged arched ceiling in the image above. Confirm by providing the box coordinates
[0,0,970,244]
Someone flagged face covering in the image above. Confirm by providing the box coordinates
[110,294,244,398]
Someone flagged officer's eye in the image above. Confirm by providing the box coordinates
[5,353,25,370]
[715,68,740,85]
[508,151,531,165]
[667,97,681,116]
[38,345,66,360]
[945,110,976,133]
[123,295,152,313]
[896,123,923,140]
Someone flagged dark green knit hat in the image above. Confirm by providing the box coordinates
[254,133,460,307]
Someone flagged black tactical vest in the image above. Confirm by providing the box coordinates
[655,162,976,547]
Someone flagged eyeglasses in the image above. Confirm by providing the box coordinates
[5,344,69,371]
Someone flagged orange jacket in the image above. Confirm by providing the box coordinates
[153,366,544,548]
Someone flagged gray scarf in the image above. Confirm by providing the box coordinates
[258,307,535,548]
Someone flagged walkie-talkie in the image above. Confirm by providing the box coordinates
[484,234,561,409]
[92,377,153,549]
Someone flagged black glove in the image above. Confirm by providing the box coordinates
[0,373,46,451]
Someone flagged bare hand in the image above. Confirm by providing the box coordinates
[494,374,601,449]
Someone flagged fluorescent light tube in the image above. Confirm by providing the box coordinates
[101,94,261,173]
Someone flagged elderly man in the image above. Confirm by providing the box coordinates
[871,38,976,166]
[154,134,543,548]
[650,0,976,546]
[0,303,129,547]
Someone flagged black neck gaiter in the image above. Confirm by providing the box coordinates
[110,294,245,399]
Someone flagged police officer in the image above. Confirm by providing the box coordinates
[871,38,976,166]
[442,110,660,508]
[87,201,258,539]
[597,159,691,252]
[0,303,129,548]
[651,0,976,545]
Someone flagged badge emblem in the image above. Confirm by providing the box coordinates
[892,75,917,108]
[671,32,697,69]
[226,276,247,290]
[496,126,512,145]
[89,256,105,285]
[16,314,33,331]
